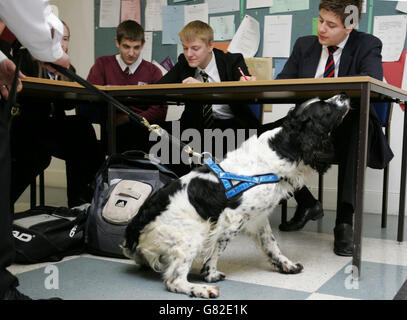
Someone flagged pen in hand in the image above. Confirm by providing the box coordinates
[238,67,249,81]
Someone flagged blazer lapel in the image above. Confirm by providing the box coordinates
[338,30,356,77]
[303,41,322,78]
[213,49,228,81]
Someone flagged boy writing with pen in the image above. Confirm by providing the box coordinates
[157,20,260,175]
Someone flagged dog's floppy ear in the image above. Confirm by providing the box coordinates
[292,97,321,117]
[305,149,335,174]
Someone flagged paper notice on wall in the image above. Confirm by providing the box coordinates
[207,0,240,14]
[184,3,208,25]
[99,0,121,28]
[141,31,153,62]
[228,15,260,58]
[396,1,407,14]
[162,5,184,44]
[262,15,292,58]
[246,0,273,9]
[269,0,309,14]
[121,0,141,24]
[210,15,235,41]
[144,0,167,31]
[373,15,407,62]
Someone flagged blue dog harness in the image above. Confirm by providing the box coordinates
[204,157,280,199]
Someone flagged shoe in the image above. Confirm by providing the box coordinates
[2,287,32,300]
[333,223,353,256]
[279,200,324,232]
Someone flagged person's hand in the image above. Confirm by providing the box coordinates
[182,77,202,84]
[239,75,256,82]
[0,58,25,100]
[42,51,70,75]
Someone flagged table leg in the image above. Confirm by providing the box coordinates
[398,105,407,242]
[353,83,370,278]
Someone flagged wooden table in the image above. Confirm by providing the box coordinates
[20,76,407,278]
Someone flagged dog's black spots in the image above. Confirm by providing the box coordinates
[193,165,211,174]
[124,179,184,251]
[201,265,210,275]
[187,177,242,222]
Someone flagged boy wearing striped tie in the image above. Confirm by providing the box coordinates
[157,20,260,175]
[260,0,393,256]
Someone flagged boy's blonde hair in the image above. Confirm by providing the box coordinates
[178,20,214,44]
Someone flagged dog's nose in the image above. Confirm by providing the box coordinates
[340,92,348,99]
[325,93,350,111]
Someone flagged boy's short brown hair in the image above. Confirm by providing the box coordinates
[116,20,145,44]
[319,0,362,25]
[178,20,214,44]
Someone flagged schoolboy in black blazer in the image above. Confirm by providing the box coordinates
[158,47,259,132]
[260,0,393,256]
[157,20,259,175]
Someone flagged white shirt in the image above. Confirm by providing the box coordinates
[0,0,63,63]
[314,35,349,78]
[195,52,234,120]
[115,54,143,75]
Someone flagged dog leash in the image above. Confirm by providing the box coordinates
[50,63,204,164]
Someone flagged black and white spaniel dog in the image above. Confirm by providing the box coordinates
[122,94,350,298]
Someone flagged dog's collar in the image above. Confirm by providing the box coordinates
[205,157,280,199]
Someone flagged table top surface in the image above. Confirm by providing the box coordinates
[20,76,407,104]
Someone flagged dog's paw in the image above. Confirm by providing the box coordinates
[204,271,226,283]
[189,285,220,299]
[278,261,304,274]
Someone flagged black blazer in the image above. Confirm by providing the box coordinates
[277,29,383,80]
[157,48,260,131]
[277,30,392,169]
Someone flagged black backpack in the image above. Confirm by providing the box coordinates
[85,150,178,258]
[12,205,88,264]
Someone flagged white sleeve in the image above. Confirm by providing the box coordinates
[0,0,63,62]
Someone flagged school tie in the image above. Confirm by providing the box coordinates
[124,67,130,75]
[323,46,338,78]
[200,71,214,129]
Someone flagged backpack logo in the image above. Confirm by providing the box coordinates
[115,199,127,208]
[12,230,33,242]
[69,225,78,238]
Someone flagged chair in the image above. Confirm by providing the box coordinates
[281,102,393,228]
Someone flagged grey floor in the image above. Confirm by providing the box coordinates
[9,186,407,301]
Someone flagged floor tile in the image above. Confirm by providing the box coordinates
[16,257,310,300]
[306,292,359,300]
[317,261,407,300]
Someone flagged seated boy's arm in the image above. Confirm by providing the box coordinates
[86,58,106,85]
[355,37,383,81]
[156,60,185,84]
